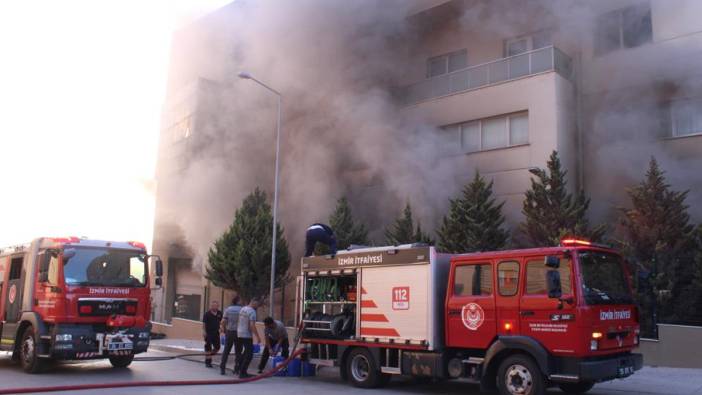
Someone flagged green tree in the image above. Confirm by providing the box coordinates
[437,171,509,253]
[618,158,697,336]
[384,202,433,245]
[328,197,370,249]
[520,150,605,246]
[206,188,290,302]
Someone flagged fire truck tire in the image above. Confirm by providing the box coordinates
[497,354,545,395]
[109,355,134,368]
[345,348,386,389]
[558,381,595,394]
[19,326,47,374]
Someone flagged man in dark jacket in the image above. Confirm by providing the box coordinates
[202,300,223,368]
[305,223,337,257]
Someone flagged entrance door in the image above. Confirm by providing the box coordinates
[1,256,25,342]
[519,255,577,354]
[446,262,496,349]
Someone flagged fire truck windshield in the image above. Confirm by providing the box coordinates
[62,247,147,287]
[579,251,634,305]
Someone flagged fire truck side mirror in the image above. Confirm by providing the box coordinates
[155,258,163,277]
[546,270,562,299]
[544,255,561,268]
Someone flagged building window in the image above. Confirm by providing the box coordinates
[427,49,467,78]
[454,264,493,296]
[442,111,529,153]
[595,3,652,55]
[504,30,552,57]
[670,98,702,138]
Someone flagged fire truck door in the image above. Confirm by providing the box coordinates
[446,262,496,349]
[1,256,25,341]
[519,256,576,354]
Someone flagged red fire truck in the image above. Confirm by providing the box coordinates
[0,237,162,373]
[298,240,642,395]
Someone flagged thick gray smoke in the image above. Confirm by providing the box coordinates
[158,0,462,269]
[157,0,702,272]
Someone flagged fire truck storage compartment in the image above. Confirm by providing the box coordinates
[301,246,452,350]
[303,273,357,339]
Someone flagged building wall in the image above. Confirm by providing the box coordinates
[152,0,702,324]
[404,72,575,226]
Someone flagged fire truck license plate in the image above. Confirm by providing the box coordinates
[107,338,133,351]
[617,365,634,377]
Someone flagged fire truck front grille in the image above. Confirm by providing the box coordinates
[77,298,138,316]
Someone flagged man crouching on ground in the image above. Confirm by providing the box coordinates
[258,316,290,373]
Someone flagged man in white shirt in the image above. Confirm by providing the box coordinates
[236,298,261,378]
[219,295,243,375]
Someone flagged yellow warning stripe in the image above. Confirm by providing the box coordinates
[0,338,14,345]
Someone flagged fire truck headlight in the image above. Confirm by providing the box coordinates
[138,332,150,339]
[55,334,72,342]
[590,340,598,351]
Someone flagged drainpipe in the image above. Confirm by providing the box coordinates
[575,50,585,192]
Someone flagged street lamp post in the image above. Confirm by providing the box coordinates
[238,71,281,319]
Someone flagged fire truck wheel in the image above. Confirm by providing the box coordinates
[19,326,47,374]
[497,354,545,395]
[558,381,595,394]
[346,348,385,388]
[109,355,134,368]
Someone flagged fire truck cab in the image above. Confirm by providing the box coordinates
[299,240,642,395]
[0,237,162,373]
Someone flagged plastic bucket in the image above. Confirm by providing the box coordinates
[286,358,302,377]
[302,361,316,377]
[273,356,287,377]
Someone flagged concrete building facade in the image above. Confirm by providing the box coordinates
[151,0,702,324]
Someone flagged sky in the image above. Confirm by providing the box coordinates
[0,0,232,249]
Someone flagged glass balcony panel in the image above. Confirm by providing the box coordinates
[449,69,469,93]
[468,64,488,88]
[489,59,509,84]
[432,74,450,97]
[530,47,552,73]
[509,54,530,78]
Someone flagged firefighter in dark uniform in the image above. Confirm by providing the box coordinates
[305,223,337,257]
[202,300,223,368]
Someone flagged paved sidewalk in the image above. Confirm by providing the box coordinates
[149,338,702,394]
[150,338,273,373]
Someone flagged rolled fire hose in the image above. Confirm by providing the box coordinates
[0,323,308,395]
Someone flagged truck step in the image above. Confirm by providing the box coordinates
[380,367,402,375]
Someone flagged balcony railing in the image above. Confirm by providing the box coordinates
[401,46,573,106]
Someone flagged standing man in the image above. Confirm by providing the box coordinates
[237,298,261,378]
[219,295,243,375]
[202,300,223,368]
[257,316,290,374]
[305,223,337,257]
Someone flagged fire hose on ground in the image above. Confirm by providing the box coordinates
[0,324,309,395]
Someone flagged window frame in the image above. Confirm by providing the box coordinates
[443,111,529,154]
[453,263,493,297]
[426,49,468,78]
[595,3,652,56]
[498,260,520,297]
[670,98,702,138]
[504,30,552,57]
